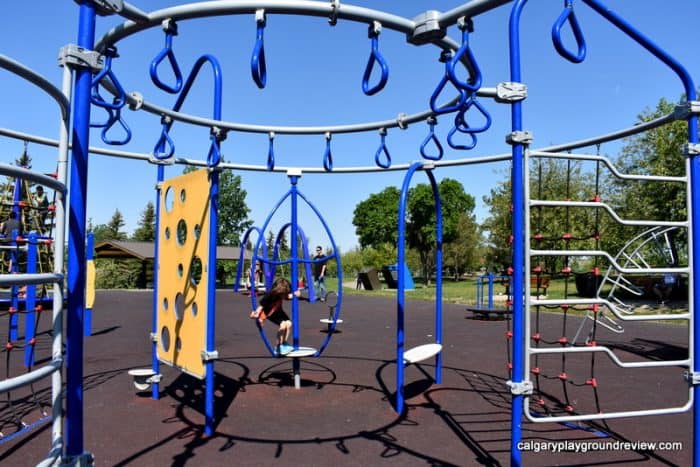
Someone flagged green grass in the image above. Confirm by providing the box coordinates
[342,276,690,318]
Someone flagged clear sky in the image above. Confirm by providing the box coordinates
[0,1,698,252]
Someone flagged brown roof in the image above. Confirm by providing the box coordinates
[93,241,250,261]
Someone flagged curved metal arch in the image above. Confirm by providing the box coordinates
[395,161,443,413]
[249,183,343,357]
[94,0,473,136]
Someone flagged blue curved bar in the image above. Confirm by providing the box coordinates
[420,119,444,161]
[150,29,183,94]
[297,189,343,355]
[362,34,389,96]
[551,0,586,63]
[151,54,223,161]
[395,161,442,414]
[323,135,333,171]
[267,134,275,171]
[90,47,126,111]
[447,26,483,92]
[251,20,267,89]
[374,131,391,168]
[447,124,477,151]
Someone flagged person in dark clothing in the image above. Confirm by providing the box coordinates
[313,246,327,301]
[1,211,23,240]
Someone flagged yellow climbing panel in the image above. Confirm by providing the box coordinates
[156,169,211,379]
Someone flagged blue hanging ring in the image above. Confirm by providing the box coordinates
[91,46,127,110]
[100,105,132,146]
[207,126,226,167]
[453,96,492,134]
[430,50,467,115]
[153,116,175,160]
[552,0,587,64]
[447,18,482,92]
[323,132,333,171]
[362,21,389,96]
[447,122,477,150]
[251,9,268,89]
[150,19,183,94]
[374,128,391,169]
[420,117,444,161]
[267,131,275,171]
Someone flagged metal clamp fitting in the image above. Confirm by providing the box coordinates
[148,154,176,166]
[506,380,534,395]
[674,101,700,120]
[328,0,340,26]
[683,143,700,156]
[162,18,178,35]
[457,16,474,33]
[201,350,219,362]
[396,113,408,130]
[211,126,228,142]
[408,10,446,45]
[149,332,158,343]
[684,371,700,385]
[506,131,533,145]
[496,82,528,103]
[83,0,123,16]
[128,91,144,111]
[58,44,104,71]
[255,9,266,26]
[368,20,382,38]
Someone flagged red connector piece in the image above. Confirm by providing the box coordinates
[531,333,541,342]
[586,377,598,388]
[558,372,568,381]
[558,337,568,345]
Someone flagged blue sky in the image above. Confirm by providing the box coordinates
[0,1,698,252]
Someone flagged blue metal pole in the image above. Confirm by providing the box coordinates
[24,232,38,368]
[396,162,422,413]
[289,174,301,384]
[84,232,94,337]
[9,230,18,342]
[204,167,219,436]
[66,1,96,458]
[488,272,494,310]
[426,169,443,384]
[151,166,164,403]
[509,1,528,465]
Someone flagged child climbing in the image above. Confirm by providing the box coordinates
[250,277,300,355]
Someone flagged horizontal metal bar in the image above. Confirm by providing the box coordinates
[529,150,687,183]
[530,298,690,322]
[524,397,693,424]
[530,250,690,274]
[0,359,62,393]
[0,273,64,287]
[0,162,66,193]
[529,345,690,368]
[529,200,688,227]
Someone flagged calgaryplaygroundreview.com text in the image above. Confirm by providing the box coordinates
[517,440,683,454]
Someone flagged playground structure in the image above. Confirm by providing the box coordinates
[0,1,697,466]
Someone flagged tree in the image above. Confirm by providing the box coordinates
[407,178,476,283]
[352,186,400,249]
[131,201,156,241]
[604,97,691,264]
[443,212,480,279]
[183,166,252,245]
[106,209,127,240]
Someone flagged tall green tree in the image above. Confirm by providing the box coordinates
[131,201,156,241]
[407,178,476,283]
[352,186,400,248]
[183,166,252,245]
[604,97,692,264]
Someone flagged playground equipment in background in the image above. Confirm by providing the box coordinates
[467,272,512,319]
